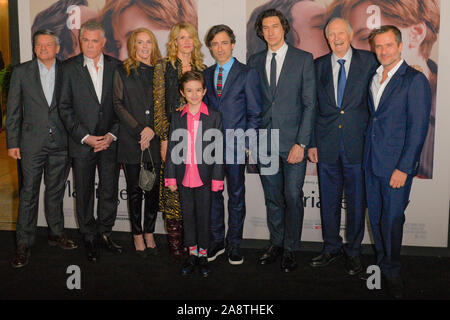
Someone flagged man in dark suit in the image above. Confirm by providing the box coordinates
[203,25,262,265]
[308,18,378,275]
[364,25,431,298]
[6,30,77,269]
[247,9,316,272]
[59,21,122,262]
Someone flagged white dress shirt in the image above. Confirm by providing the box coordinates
[265,42,288,86]
[83,54,104,103]
[331,47,353,104]
[81,54,116,144]
[371,59,404,111]
[37,59,56,106]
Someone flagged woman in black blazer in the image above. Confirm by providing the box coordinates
[113,28,162,257]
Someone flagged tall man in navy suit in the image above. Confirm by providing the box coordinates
[308,18,378,275]
[364,25,431,298]
[247,9,316,272]
[203,25,262,265]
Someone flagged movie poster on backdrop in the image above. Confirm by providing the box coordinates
[29,0,446,247]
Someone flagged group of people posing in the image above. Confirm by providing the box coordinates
[6,8,431,299]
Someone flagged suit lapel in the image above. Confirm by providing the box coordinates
[32,60,50,108]
[101,56,113,105]
[77,57,100,105]
[207,65,219,103]
[49,61,62,110]
[257,51,271,99]
[376,61,407,113]
[321,54,336,107]
[273,46,293,98]
[220,60,240,98]
[341,49,363,109]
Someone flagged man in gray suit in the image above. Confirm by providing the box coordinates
[247,9,316,272]
[6,30,77,269]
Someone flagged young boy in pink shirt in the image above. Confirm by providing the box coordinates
[165,71,224,277]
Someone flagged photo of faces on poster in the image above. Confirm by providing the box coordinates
[30,0,198,60]
[247,0,440,179]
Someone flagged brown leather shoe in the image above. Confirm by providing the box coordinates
[11,244,30,269]
[48,234,78,250]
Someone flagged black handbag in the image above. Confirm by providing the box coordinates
[138,148,156,191]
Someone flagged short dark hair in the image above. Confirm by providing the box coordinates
[254,8,290,42]
[205,24,236,48]
[179,70,206,91]
[33,29,60,48]
[370,25,403,45]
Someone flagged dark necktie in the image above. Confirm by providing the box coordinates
[270,52,277,96]
[337,59,346,108]
[217,67,223,98]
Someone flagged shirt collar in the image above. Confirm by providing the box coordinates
[83,54,104,68]
[216,57,235,71]
[268,42,288,58]
[37,59,56,73]
[376,59,404,78]
[181,102,209,117]
[332,47,353,65]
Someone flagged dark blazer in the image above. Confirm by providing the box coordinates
[247,45,316,153]
[203,59,262,132]
[113,63,160,164]
[58,53,121,158]
[165,107,224,186]
[363,61,431,178]
[6,58,67,154]
[312,49,378,164]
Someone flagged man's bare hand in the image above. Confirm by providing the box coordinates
[168,185,177,192]
[287,144,305,164]
[389,169,408,189]
[93,134,114,152]
[308,148,318,163]
[8,148,21,160]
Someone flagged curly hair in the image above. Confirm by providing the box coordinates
[166,22,204,71]
[123,28,162,76]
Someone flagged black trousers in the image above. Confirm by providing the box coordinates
[72,148,120,242]
[122,163,159,235]
[16,133,70,246]
[179,184,211,250]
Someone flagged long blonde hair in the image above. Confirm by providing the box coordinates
[123,28,162,76]
[167,22,204,71]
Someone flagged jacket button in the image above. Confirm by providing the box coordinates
[340,110,344,114]
[338,125,342,129]
[145,110,150,115]
[373,117,377,121]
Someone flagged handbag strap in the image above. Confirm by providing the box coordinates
[141,147,155,172]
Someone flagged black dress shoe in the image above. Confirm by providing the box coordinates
[48,234,78,250]
[310,251,342,267]
[198,257,211,278]
[11,244,30,269]
[182,255,198,276]
[345,255,363,275]
[281,251,297,273]
[258,245,283,265]
[85,240,99,263]
[146,246,159,256]
[100,234,123,254]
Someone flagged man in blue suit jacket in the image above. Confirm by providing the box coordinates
[308,18,378,275]
[203,25,262,265]
[364,26,431,298]
[247,9,316,272]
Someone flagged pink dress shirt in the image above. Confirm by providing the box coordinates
[165,102,224,192]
